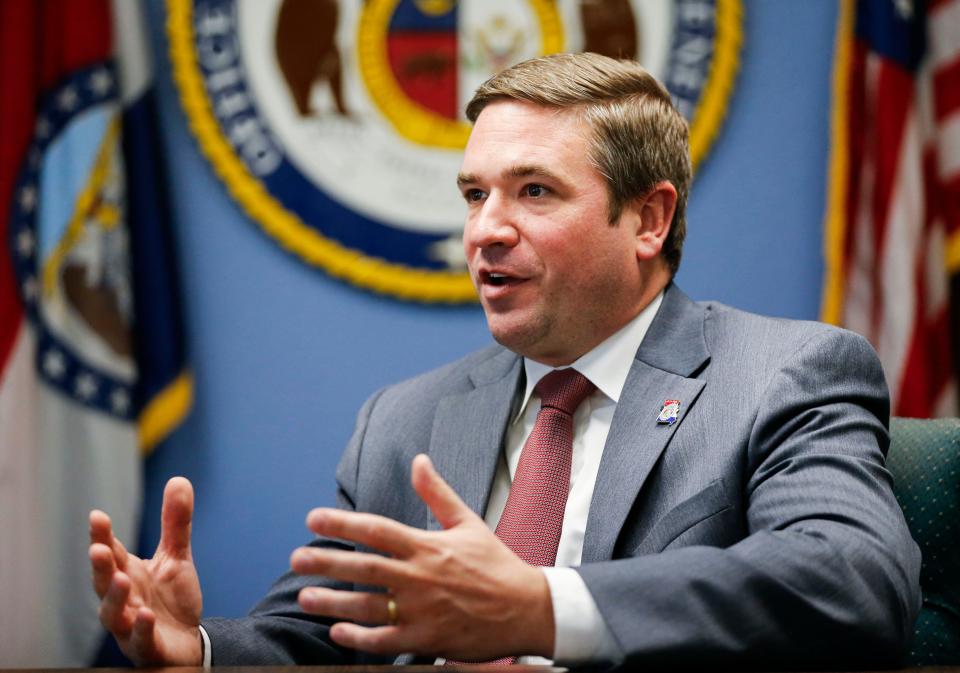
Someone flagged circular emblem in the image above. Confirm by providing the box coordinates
[168,0,742,302]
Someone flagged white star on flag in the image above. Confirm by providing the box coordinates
[42,350,66,380]
[109,388,131,414]
[57,85,79,112]
[74,373,98,401]
[21,277,38,302]
[88,68,114,96]
[16,230,34,257]
[18,186,36,213]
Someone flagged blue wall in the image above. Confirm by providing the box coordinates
[140,0,839,619]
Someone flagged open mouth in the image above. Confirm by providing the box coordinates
[481,271,523,288]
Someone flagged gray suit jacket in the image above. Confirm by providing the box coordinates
[204,284,921,669]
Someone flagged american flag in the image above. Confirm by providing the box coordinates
[822,0,960,418]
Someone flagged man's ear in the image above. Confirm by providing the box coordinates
[628,181,677,262]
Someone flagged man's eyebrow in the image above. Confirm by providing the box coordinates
[456,165,565,187]
[503,164,564,183]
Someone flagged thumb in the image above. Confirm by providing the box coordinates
[411,454,476,529]
[159,476,194,558]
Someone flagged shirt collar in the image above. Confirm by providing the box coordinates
[515,291,664,420]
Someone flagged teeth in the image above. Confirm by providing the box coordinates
[488,272,507,286]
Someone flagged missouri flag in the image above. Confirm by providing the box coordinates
[0,0,191,665]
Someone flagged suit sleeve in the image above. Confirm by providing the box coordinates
[577,328,921,670]
[200,389,388,665]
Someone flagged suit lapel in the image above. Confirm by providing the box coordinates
[427,349,523,531]
[582,284,711,562]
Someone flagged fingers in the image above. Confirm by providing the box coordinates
[159,477,194,559]
[410,454,474,529]
[90,543,118,597]
[299,586,394,625]
[306,509,416,557]
[329,622,406,655]
[128,607,158,660]
[98,571,135,638]
[90,510,129,570]
[291,547,406,587]
[89,509,112,545]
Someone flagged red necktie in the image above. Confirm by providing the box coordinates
[495,368,597,566]
[447,369,596,666]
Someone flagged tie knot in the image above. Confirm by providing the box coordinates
[534,369,596,416]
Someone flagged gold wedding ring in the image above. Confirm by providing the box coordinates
[386,597,399,626]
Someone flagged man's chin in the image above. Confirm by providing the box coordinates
[486,314,549,359]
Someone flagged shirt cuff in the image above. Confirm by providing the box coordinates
[199,624,212,667]
[542,566,621,665]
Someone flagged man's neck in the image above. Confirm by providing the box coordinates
[520,289,665,407]
[526,277,671,367]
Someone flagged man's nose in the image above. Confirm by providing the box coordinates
[464,194,520,250]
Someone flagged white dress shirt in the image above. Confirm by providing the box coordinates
[480,291,663,666]
[202,292,663,667]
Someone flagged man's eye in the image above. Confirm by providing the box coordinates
[463,189,486,202]
[524,184,548,198]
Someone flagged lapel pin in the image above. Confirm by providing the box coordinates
[657,399,680,425]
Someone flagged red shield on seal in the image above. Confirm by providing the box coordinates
[386,0,459,120]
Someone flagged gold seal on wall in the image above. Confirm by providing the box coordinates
[168,0,742,303]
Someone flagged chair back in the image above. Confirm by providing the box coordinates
[888,417,960,665]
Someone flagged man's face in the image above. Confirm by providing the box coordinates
[459,100,649,366]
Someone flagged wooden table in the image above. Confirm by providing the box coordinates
[5,667,960,673]
[0,668,562,673]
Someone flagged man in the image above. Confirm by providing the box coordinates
[89,53,920,669]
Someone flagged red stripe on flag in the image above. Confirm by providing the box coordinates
[924,147,943,232]
[868,59,915,338]
[37,0,112,90]
[897,157,951,417]
[896,305,953,416]
[0,1,38,374]
[933,56,960,123]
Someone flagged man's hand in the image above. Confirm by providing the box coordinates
[291,454,555,660]
[89,477,204,666]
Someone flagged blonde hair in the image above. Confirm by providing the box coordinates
[466,52,691,274]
